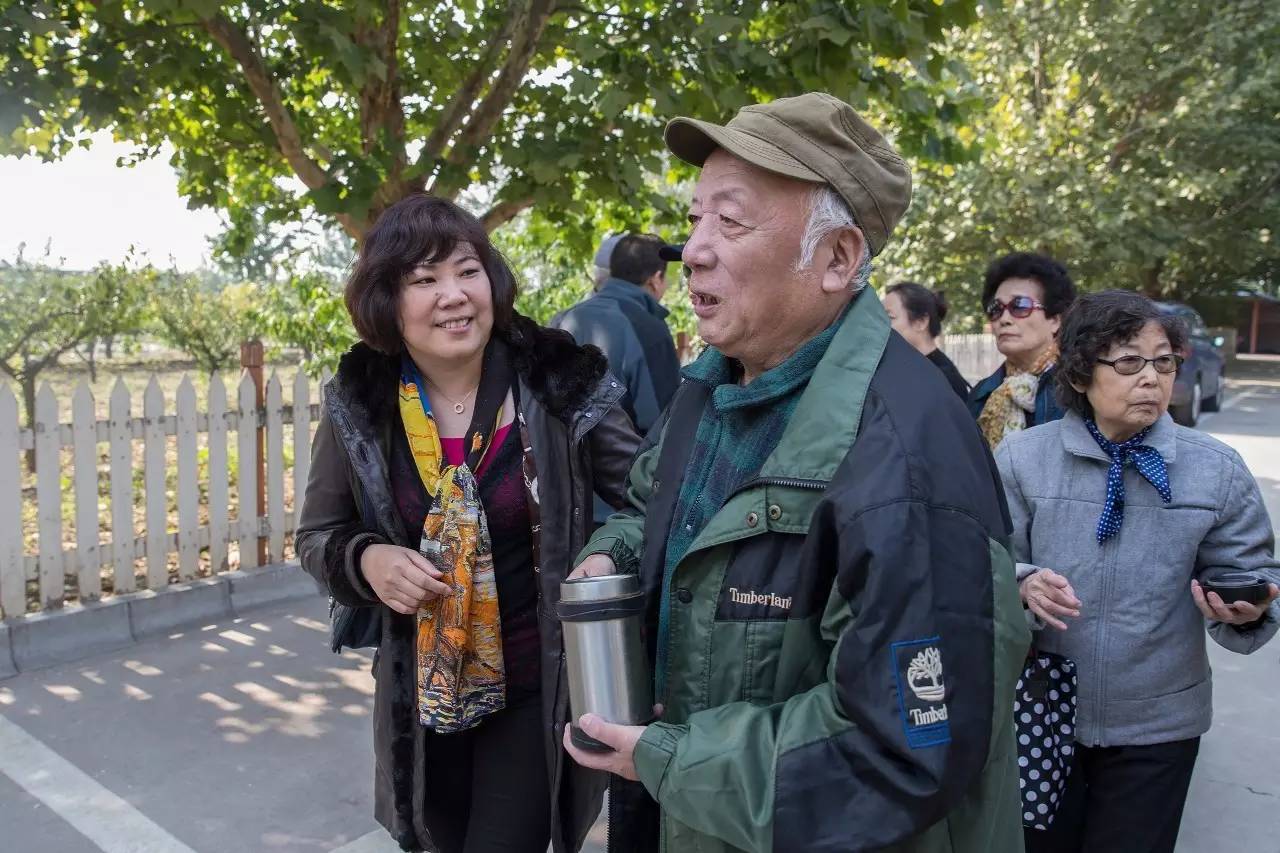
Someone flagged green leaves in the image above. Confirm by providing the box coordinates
[0,248,151,419]
[880,0,1280,326]
[1,0,979,251]
[252,271,356,374]
[149,272,262,375]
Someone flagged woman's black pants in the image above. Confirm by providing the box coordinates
[1024,737,1200,853]
[419,695,551,853]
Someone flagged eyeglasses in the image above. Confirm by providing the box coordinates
[985,295,1046,321]
[1096,354,1183,375]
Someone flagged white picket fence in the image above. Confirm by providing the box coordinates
[940,333,1002,384]
[0,369,329,620]
[0,335,1000,623]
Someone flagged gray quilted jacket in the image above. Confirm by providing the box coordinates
[995,411,1279,747]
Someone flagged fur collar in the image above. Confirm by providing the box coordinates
[332,313,608,424]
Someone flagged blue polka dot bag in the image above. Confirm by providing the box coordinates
[1014,650,1077,829]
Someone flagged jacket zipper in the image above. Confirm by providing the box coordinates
[605,776,614,853]
[729,475,830,500]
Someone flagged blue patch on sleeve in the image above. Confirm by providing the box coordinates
[890,636,951,749]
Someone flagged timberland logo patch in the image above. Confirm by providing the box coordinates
[891,637,951,749]
[728,587,792,611]
[906,647,946,702]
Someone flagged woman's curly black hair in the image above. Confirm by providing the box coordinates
[982,252,1077,318]
[1054,290,1188,417]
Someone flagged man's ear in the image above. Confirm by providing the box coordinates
[821,226,866,294]
[644,269,666,299]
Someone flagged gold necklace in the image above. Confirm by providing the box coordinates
[425,379,477,415]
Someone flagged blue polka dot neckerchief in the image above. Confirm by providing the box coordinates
[1085,417,1171,544]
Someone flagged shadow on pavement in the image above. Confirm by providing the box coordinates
[0,597,383,852]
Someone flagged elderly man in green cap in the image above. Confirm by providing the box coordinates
[564,93,1030,852]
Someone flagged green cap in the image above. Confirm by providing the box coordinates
[664,92,912,256]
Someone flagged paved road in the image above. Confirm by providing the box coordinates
[1176,358,1280,853]
[3,360,1278,853]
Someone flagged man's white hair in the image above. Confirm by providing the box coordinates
[797,185,873,291]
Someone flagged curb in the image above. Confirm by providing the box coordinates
[226,562,322,614]
[0,562,323,680]
[0,623,15,680]
[127,577,233,641]
[9,598,134,673]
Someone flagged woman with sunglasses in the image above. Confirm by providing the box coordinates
[995,290,1279,853]
[968,252,1077,447]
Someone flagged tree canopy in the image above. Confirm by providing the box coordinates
[881,0,1280,327]
[2,0,982,265]
[7,0,1275,338]
[0,246,149,442]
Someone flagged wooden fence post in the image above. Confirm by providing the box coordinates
[109,379,134,593]
[240,340,267,566]
[143,377,167,590]
[34,384,62,609]
[0,385,23,618]
[207,375,229,574]
[71,381,100,601]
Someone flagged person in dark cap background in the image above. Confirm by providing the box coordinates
[659,241,686,264]
[551,234,682,524]
[563,92,1029,853]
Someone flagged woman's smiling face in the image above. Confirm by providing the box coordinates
[398,242,494,366]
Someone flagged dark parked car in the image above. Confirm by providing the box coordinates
[1156,302,1226,427]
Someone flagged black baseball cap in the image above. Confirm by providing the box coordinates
[658,243,684,263]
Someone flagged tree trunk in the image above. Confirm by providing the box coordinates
[85,341,98,383]
[21,374,36,475]
[1138,259,1165,298]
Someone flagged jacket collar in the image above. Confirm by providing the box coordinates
[1059,409,1178,464]
[329,313,614,427]
[975,361,1056,396]
[756,287,889,483]
[599,277,669,319]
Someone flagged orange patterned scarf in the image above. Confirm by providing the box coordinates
[399,356,507,732]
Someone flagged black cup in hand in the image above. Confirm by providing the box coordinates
[1201,573,1271,605]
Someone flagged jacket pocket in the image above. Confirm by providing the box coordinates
[741,621,785,705]
[1110,504,1215,636]
[1107,677,1213,744]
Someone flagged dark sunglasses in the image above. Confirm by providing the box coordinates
[1096,354,1183,375]
[985,295,1046,321]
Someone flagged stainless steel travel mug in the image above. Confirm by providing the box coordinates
[556,573,653,752]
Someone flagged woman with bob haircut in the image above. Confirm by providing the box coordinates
[883,280,970,399]
[297,194,640,853]
[969,252,1078,447]
[994,290,1279,853]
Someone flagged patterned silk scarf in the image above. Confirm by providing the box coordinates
[1084,417,1171,543]
[978,342,1059,448]
[399,345,512,732]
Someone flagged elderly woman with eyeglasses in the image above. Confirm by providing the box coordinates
[969,252,1078,447]
[995,290,1280,853]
